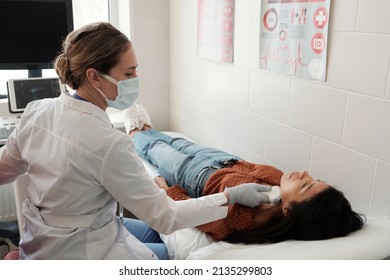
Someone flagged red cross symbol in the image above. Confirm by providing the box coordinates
[313,7,328,29]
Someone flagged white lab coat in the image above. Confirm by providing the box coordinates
[0,92,228,259]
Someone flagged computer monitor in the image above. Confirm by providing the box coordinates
[7,77,63,113]
[0,0,74,78]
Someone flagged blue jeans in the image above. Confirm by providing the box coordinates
[133,129,240,197]
[123,218,168,260]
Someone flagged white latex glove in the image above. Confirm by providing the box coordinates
[225,183,272,207]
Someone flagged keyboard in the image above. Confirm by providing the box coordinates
[0,115,21,145]
[0,125,16,139]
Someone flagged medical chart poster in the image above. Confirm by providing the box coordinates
[197,0,235,63]
[259,0,331,81]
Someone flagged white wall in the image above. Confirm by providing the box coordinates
[167,0,390,217]
[129,0,170,130]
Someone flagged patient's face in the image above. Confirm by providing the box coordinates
[280,171,329,204]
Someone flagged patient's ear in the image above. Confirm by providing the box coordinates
[282,204,290,217]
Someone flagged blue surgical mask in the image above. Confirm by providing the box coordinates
[96,74,140,110]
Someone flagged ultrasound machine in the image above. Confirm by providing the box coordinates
[0,77,62,146]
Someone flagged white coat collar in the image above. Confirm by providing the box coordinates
[59,92,112,127]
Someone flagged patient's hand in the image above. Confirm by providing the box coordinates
[154,176,170,191]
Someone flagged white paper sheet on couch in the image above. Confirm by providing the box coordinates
[157,216,390,260]
[186,216,390,260]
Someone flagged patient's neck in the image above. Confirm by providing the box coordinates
[253,204,282,228]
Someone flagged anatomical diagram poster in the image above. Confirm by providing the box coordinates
[259,0,331,81]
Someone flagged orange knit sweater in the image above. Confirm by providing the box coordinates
[165,161,283,240]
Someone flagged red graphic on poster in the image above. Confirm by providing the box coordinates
[260,43,306,75]
[313,7,328,29]
[224,35,233,46]
[263,8,278,32]
[224,5,233,16]
[311,33,325,54]
[279,30,287,41]
[224,20,233,32]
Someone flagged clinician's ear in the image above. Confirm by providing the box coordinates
[86,68,101,87]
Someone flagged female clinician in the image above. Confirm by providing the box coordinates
[0,22,271,259]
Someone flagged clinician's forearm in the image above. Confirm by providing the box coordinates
[129,190,228,235]
[155,193,228,234]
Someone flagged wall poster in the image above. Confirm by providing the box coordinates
[260,0,331,81]
[197,0,235,63]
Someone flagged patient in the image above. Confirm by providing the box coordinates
[126,105,365,244]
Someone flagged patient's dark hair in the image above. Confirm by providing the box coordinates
[224,187,365,244]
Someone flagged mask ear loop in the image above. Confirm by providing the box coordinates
[93,72,116,100]
[94,85,109,100]
[99,72,118,85]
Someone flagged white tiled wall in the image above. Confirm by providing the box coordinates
[130,0,170,130]
[132,0,390,217]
